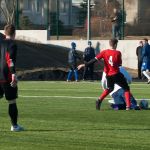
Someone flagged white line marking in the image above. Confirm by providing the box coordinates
[19,87,149,91]
[19,81,147,85]
[19,95,150,100]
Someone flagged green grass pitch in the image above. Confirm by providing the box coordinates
[0,81,150,150]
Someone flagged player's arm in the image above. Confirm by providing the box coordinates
[6,44,17,87]
[78,51,104,70]
[77,58,97,70]
[8,44,17,74]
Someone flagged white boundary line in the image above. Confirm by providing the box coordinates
[19,87,149,91]
[19,95,150,100]
[19,81,148,85]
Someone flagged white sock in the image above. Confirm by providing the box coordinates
[143,71,150,80]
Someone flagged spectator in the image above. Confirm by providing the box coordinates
[67,42,80,82]
[83,41,95,80]
[0,32,5,42]
[136,41,143,79]
[111,8,122,40]
[141,38,150,84]
[95,41,100,55]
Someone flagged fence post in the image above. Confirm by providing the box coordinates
[87,0,91,41]
[122,0,125,40]
[15,0,19,29]
[56,0,59,40]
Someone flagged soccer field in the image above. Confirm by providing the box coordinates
[0,81,150,150]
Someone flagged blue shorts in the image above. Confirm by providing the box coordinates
[141,61,150,71]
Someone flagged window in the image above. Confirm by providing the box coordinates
[36,0,41,13]
[23,0,31,10]
[60,1,68,13]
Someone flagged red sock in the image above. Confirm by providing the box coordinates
[124,91,131,108]
[99,89,110,101]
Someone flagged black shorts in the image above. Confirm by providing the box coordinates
[106,72,130,91]
[0,83,18,100]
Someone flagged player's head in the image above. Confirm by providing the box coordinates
[139,100,149,110]
[142,38,148,45]
[88,41,92,47]
[71,42,76,49]
[139,41,143,47]
[109,38,118,49]
[4,24,16,39]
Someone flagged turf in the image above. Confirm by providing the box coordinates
[0,81,150,150]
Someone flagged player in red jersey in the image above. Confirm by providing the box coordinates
[78,39,131,110]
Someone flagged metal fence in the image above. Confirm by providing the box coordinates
[0,0,149,40]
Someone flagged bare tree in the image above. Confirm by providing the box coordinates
[0,0,16,24]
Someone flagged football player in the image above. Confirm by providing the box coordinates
[0,24,24,131]
[78,39,132,110]
[101,67,139,110]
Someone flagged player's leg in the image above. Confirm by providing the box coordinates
[8,99,18,127]
[114,73,131,110]
[89,64,94,80]
[117,25,121,40]
[73,64,78,82]
[3,83,24,131]
[0,84,4,99]
[67,64,73,81]
[74,69,78,81]
[138,60,142,79]
[112,24,116,38]
[141,62,150,83]
[83,65,88,80]
[96,75,114,110]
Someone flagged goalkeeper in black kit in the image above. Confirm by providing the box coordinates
[0,24,24,131]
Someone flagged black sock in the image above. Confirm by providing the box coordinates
[9,103,18,126]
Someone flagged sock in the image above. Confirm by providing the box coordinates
[99,89,110,101]
[9,103,18,126]
[143,71,150,80]
[124,91,131,108]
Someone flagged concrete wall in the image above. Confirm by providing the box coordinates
[47,40,140,69]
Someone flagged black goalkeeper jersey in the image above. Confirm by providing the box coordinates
[0,39,17,83]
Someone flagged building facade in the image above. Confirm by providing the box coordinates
[21,0,72,26]
[125,0,150,35]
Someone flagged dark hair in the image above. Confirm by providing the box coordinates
[143,38,148,42]
[4,24,16,37]
[109,38,118,47]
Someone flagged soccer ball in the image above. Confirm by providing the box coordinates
[139,100,149,110]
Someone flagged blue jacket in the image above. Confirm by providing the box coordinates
[83,47,95,61]
[68,49,80,64]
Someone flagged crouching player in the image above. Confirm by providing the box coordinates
[0,24,24,131]
[101,67,140,110]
